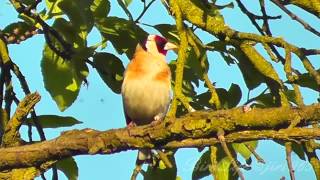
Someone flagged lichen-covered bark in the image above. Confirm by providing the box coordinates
[0,104,319,171]
[0,93,46,180]
[1,93,40,147]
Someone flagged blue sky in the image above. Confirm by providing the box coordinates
[0,0,319,179]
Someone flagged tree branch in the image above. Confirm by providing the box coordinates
[271,0,320,37]
[0,104,319,171]
[1,92,40,147]
[174,0,320,91]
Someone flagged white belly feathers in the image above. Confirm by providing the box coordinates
[122,78,170,125]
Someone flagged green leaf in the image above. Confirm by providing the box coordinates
[20,0,35,6]
[123,0,132,7]
[58,0,94,39]
[232,141,258,160]
[93,52,124,94]
[56,157,78,180]
[192,147,238,180]
[3,21,33,36]
[41,45,88,111]
[215,84,241,109]
[90,0,110,49]
[216,2,234,9]
[144,154,177,180]
[192,150,211,180]
[186,48,209,81]
[291,142,306,160]
[251,89,297,107]
[207,41,236,65]
[53,18,87,49]
[207,41,228,53]
[226,84,241,108]
[24,115,82,128]
[96,16,147,58]
[169,61,198,98]
[286,70,320,92]
[194,91,214,109]
[216,157,234,180]
[229,48,265,90]
[274,140,305,161]
[90,0,111,21]
[45,0,64,18]
[41,18,89,111]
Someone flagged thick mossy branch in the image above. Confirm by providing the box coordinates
[0,104,319,170]
[167,0,191,116]
[1,92,40,147]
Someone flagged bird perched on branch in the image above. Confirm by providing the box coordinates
[121,34,177,165]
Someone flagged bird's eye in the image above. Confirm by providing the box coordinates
[156,41,166,50]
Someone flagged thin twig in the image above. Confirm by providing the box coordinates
[130,164,142,180]
[135,0,156,22]
[156,150,173,168]
[41,173,47,180]
[236,0,285,63]
[285,142,296,180]
[160,0,172,15]
[271,0,320,37]
[11,62,46,141]
[300,48,320,56]
[259,0,272,35]
[11,61,57,178]
[186,28,221,109]
[244,143,265,164]
[24,0,42,12]
[217,129,245,180]
[10,0,72,59]
[4,67,13,117]
[52,167,58,180]
[117,0,134,22]
[0,65,5,108]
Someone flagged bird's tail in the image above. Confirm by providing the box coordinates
[136,149,152,165]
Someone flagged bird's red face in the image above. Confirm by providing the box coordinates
[142,35,177,56]
[154,35,168,55]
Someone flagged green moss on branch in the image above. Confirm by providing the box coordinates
[0,104,319,171]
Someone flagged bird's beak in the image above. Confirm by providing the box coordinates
[164,42,178,50]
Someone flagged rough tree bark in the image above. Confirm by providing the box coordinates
[0,94,319,172]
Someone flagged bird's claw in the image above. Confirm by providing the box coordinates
[127,121,137,136]
[151,115,163,126]
[242,104,252,113]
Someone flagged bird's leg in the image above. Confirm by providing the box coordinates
[127,121,137,128]
[151,113,165,126]
[127,121,137,136]
[242,104,252,113]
